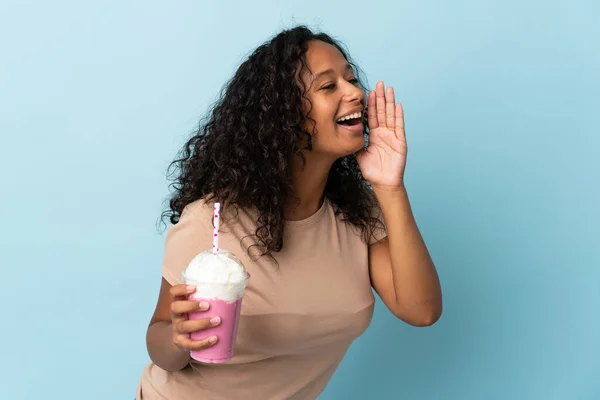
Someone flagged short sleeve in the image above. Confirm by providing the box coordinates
[161,200,215,285]
[368,203,388,245]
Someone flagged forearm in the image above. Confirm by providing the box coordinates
[374,185,442,322]
[146,321,191,372]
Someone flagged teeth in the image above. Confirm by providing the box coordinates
[336,112,362,122]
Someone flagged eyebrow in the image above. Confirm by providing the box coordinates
[312,64,354,81]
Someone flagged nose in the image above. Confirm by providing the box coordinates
[342,80,366,105]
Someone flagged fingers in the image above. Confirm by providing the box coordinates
[170,284,196,300]
[373,81,397,130]
[376,81,386,128]
[171,299,210,315]
[395,103,405,139]
[172,314,221,352]
[175,333,219,351]
[170,284,210,317]
[367,90,378,130]
[175,316,221,334]
[386,86,396,129]
[169,284,221,353]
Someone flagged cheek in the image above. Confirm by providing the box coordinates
[310,99,336,126]
[302,105,326,133]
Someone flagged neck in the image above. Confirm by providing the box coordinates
[285,153,333,221]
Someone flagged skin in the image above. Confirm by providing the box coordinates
[146,39,443,372]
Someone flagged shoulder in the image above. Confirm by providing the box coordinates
[180,198,215,222]
[161,198,216,284]
[164,199,213,241]
[327,198,387,246]
[166,198,256,249]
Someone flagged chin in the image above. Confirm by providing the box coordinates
[310,125,365,158]
[336,123,365,153]
[345,134,366,154]
[327,139,364,159]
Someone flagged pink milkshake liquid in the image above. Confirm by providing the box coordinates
[182,248,249,364]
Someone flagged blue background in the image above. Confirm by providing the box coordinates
[1,0,598,399]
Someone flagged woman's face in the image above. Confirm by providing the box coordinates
[298,40,367,158]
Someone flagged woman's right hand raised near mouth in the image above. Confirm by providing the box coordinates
[169,283,221,352]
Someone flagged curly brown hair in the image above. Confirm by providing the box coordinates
[161,25,382,258]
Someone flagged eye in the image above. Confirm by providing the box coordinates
[321,78,359,91]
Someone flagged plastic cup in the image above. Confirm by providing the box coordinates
[181,249,249,363]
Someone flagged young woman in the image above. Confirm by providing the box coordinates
[137,25,442,400]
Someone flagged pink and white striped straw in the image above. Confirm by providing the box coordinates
[212,202,221,255]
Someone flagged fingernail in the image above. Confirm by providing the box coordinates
[186,285,196,291]
[199,301,210,310]
[210,316,221,326]
[208,336,218,344]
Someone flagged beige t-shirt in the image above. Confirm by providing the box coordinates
[137,197,386,400]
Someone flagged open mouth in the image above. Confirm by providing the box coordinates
[336,111,363,127]
[337,117,362,127]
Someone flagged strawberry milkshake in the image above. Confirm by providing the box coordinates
[181,203,250,363]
